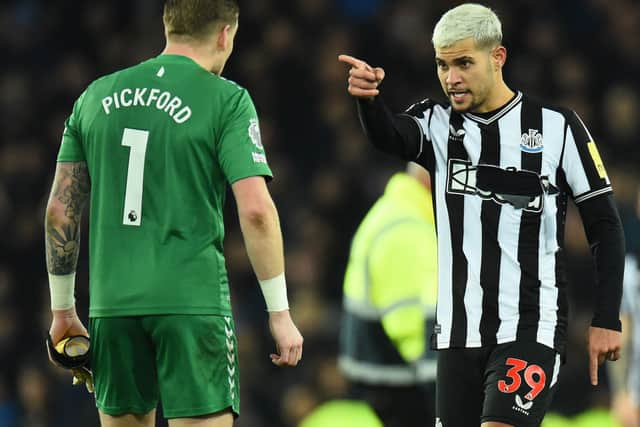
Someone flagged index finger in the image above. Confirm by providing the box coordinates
[589,352,598,386]
[338,54,369,70]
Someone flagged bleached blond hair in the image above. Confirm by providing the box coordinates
[432,3,502,50]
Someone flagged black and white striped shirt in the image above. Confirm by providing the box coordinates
[358,91,618,354]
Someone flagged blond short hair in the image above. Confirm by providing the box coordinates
[432,3,502,50]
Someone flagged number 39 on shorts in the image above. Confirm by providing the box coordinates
[497,357,547,401]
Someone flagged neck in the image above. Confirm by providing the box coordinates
[162,41,224,75]
[475,80,515,113]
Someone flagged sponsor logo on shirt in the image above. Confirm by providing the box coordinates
[449,124,466,142]
[446,159,553,213]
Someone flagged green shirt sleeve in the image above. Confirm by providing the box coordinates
[57,90,87,162]
[218,89,273,184]
[369,220,438,362]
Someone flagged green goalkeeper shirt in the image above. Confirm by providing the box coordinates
[57,54,272,317]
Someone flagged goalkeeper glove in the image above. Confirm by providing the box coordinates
[46,334,94,393]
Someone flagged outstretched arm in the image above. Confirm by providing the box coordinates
[338,54,423,160]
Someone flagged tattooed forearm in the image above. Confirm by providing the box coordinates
[46,222,81,274]
[51,163,91,224]
[45,162,90,275]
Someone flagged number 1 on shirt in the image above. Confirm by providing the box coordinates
[121,128,149,226]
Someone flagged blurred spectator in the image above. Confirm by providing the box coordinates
[16,362,51,427]
[0,377,17,427]
[339,164,437,426]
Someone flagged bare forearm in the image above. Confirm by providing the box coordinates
[239,204,285,280]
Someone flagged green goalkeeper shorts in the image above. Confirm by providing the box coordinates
[89,315,240,418]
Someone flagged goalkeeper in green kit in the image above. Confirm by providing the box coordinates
[43,1,303,426]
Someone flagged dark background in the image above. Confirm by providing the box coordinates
[1,0,639,426]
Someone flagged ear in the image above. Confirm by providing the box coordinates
[492,45,507,69]
[216,24,232,51]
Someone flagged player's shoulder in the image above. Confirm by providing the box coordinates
[80,60,149,97]
[404,97,449,118]
[82,59,250,99]
[213,75,252,101]
[96,59,149,84]
[521,92,576,123]
[216,75,246,92]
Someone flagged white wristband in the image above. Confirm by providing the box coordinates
[49,273,76,310]
[258,272,289,312]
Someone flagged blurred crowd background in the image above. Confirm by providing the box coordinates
[1,0,639,426]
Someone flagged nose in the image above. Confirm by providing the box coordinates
[446,68,461,85]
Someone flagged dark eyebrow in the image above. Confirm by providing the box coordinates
[452,56,475,65]
[435,56,475,66]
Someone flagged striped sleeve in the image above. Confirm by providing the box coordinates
[562,111,612,203]
[402,99,435,141]
[401,98,437,171]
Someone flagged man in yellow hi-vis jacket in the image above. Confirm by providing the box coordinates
[339,162,438,427]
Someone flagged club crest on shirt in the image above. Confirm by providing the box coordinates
[520,129,543,153]
[248,118,263,150]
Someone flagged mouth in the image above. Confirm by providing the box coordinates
[448,90,470,103]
